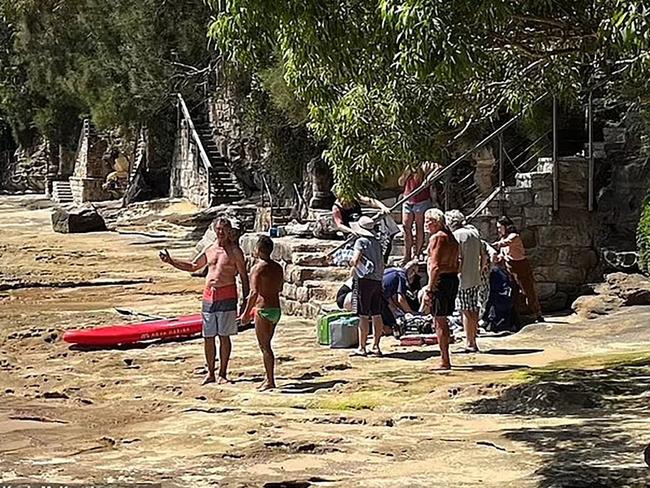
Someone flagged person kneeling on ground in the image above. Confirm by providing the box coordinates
[383,259,420,325]
[336,260,420,336]
[239,235,284,391]
[483,253,520,333]
[349,216,385,357]
[423,209,460,370]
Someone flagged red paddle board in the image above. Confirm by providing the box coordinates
[63,314,203,346]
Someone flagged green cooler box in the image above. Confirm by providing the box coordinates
[317,311,354,345]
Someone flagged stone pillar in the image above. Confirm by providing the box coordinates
[307,156,335,209]
[473,147,496,198]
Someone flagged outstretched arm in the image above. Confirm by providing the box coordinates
[492,233,516,249]
[358,195,390,213]
[160,250,206,273]
[332,205,355,234]
[396,293,414,314]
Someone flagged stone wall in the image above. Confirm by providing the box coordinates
[69,120,137,204]
[208,89,264,195]
[170,120,211,208]
[596,127,650,250]
[473,157,600,311]
[239,234,345,318]
[0,139,52,193]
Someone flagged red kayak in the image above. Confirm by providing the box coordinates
[63,314,203,346]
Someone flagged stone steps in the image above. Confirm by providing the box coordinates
[52,180,74,204]
[192,117,245,203]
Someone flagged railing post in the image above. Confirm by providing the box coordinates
[498,134,504,187]
[588,91,594,212]
[444,172,450,211]
[552,96,559,212]
[498,134,504,215]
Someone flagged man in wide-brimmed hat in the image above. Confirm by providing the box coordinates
[349,216,385,356]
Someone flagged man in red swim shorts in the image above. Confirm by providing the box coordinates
[160,218,249,385]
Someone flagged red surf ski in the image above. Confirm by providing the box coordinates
[63,314,203,346]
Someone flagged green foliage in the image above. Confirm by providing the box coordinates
[224,62,318,192]
[638,189,650,275]
[209,0,650,196]
[0,0,212,147]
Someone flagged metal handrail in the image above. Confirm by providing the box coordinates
[326,92,550,257]
[262,175,274,230]
[466,186,503,222]
[389,92,549,214]
[177,93,212,171]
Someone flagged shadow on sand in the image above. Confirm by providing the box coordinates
[465,359,650,487]
[382,350,441,361]
[280,379,349,394]
[481,348,544,355]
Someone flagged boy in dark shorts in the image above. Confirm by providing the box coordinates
[424,209,460,370]
[349,216,385,357]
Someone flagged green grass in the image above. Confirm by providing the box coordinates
[510,350,650,384]
[307,392,386,411]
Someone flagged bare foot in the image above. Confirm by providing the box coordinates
[431,363,451,372]
[216,376,231,385]
[349,349,367,357]
[257,381,276,392]
[369,347,383,357]
[202,374,216,385]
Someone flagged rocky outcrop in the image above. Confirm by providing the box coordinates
[572,273,650,319]
[0,140,52,193]
[98,198,259,240]
[51,207,107,233]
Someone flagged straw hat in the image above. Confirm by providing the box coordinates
[350,216,375,237]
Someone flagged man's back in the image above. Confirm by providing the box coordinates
[253,259,284,308]
[453,224,482,289]
[383,267,408,300]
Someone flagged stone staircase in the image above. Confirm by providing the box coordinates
[193,116,245,205]
[52,180,73,204]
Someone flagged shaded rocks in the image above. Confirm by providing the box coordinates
[572,295,625,320]
[596,272,650,306]
[572,273,650,319]
[52,206,107,233]
[470,382,600,416]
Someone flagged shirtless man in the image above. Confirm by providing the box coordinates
[239,235,284,391]
[160,218,249,385]
[423,208,460,370]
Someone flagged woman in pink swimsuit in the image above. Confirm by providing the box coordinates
[398,162,437,264]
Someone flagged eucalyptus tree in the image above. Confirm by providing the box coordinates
[209,0,649,195]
